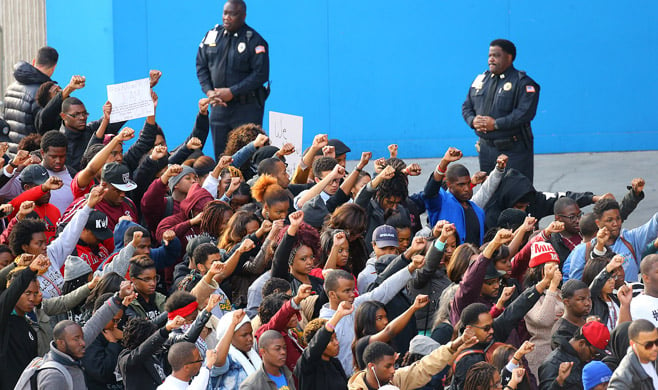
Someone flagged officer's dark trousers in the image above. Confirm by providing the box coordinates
[210,101,264,159]
[479,136,534,183]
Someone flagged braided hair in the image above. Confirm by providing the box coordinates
[464,362,498,390]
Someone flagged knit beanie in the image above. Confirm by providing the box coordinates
[64,256,93,282]
[301,195,329,228]
[582,361,612,390]
[169,165,197,192]
[529,241,560,268]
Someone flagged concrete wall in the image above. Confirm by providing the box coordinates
[0,0,47,95]
[45,0,658,159]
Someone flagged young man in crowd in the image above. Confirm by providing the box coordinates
[2,46,58,139]
[631,254,658,326]
[319,255,425,375]
[608,319,658,389]
[240,330,296,390]
[566,197,658,282]
[539,321,610,390]
[60,162,138,231]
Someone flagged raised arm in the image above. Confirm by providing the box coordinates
[78,127,135,192]
[214,310,245,367]
[369,295,429,344]
[425,147,463,198]
[296,164,345,209]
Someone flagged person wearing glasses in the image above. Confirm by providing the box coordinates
[158,342,216,390]
[608,319,658,389]
[125,256,166,321]
[58,96,126,171]
[538,321,611,390]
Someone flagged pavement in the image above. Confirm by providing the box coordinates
[347,151,658,230]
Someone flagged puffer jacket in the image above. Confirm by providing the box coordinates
[2,61,51,140]
[608,347,656,390]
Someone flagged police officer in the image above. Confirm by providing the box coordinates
[196,0,269,158]
[462,39,540,182]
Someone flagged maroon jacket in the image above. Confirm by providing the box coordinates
[255,299,304,374]
[141,178,181,238]
[156,183,212,250]
[449,254,496,324]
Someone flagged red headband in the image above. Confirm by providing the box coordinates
[168,301,198,320]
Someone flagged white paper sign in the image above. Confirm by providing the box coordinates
[106,78,154,123]
[268,111,303,177]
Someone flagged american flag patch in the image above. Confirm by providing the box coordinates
[255,45,266,54]
[526,85,536,93]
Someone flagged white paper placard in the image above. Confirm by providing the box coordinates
[106,78,154,123]
[268,111,303,177]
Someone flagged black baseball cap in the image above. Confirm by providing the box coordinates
[101,162,137,192]
[484,261,507,280]
[19,164,49,185]
[85,210,113,241]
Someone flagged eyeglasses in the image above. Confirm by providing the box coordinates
[111,317,122,324]
[134,275,160,284]
[471,324,493,332]
[65,111,89,119]
[557,212,584,222]
[633,338,658,350]
[184,359,204,365]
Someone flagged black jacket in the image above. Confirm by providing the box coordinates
[0,267,39,390]
[35,90,64,134]
[462,65,540,140]
[483,168,595,230]
[294,326,347,390]
[118,327,171,390]
[450,284,543,390]
[551,318,580,350]
[2,61,51,140]
[408,243,451,331]
[60,118,124,171]
[608,347,656,390]
[588,268,620,328]
[355,182,412,253]
[82,333,123,390]
[538,342,584,390]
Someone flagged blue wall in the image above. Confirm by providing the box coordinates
[46,0,658,159]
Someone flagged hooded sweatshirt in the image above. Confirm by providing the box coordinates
[156,183,213,251]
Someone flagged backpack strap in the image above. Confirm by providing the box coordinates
[619,236,639,267]
[35,361,73,390]
[584,241,593,264]
[452,349,485,372]
[164,196,174,219]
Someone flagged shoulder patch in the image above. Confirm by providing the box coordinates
[526,85,536,93]
[255,45,266,54]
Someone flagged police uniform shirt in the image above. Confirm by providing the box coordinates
[196,23,269,98]
[462,65,540,140]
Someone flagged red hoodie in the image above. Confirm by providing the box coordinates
[9,185,61,242]
[156,183,213,251]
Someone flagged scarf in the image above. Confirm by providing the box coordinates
[216,310,262,375]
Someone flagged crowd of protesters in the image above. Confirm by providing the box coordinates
[1,37,658,390]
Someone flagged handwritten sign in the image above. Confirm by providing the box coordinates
[268,111,303,177]
[106,78,154,123]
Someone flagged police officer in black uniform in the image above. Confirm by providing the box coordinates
[196,0,269,159]
[462,39,540,182]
